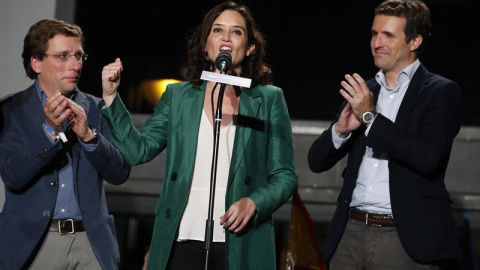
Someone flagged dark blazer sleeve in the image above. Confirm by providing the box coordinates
[82,94,131,185]
[308,101,351,173]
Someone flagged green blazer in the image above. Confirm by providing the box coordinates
[100,81,297,269]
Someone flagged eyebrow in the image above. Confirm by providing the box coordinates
[50,49,85,54]
[212,23,246,31]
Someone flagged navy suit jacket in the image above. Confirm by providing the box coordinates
[308,64,462,263]
[0,85,131,270]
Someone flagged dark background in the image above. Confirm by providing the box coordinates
[75,0,480,126]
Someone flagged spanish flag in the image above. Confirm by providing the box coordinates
[286,189,326,270]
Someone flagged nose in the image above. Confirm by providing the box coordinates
[372,35,383,48]
[68,56,82,70]
[222,32,231,42]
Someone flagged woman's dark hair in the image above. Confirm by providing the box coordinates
[185,1,272,87]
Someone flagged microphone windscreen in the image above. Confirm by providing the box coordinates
[215,52,232,73]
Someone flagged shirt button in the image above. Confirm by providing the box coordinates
[43,210,50,217]
[171,173,177,181]
[61,208,65,212]
[165,209,171,218]
[61,184,65,188]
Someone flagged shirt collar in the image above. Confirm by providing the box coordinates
[375,59,420,92]
[35,80,78,105]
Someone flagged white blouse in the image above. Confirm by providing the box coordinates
[177,109,236,242]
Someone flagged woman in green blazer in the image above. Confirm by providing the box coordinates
[100,2,297,269]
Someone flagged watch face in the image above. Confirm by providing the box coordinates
[362,112,374,124]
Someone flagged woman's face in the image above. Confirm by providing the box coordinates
[205,10,255,74]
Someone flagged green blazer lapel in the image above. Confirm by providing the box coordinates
[228,87,261,188]
[174,83,205,192]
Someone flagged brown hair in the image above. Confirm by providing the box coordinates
[185,1,272,88]
[22,19,84,79]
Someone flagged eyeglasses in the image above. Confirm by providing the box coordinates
[44,53,88,63]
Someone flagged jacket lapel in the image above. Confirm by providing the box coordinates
[394,64,428,127]
[177,83,205,194]
[21,86,45,130]
[227,86,261,188]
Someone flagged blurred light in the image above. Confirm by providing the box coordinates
[137,79,182,107]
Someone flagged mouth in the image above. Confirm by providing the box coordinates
[220,46,232,53]
[65,76,79,83]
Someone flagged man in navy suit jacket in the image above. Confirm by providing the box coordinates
[308,0,462,269]
[0,19,130,270]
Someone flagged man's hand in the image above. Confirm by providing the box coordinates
[66,99,94,141]
[335,102,361,137]
[43,90,71,132]
[220,197,256,234]
[337,73,375,134]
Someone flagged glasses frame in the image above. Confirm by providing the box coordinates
[43,53,88,63]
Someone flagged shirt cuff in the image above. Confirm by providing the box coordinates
[332,123,351,149]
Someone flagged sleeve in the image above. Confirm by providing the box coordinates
[81,109,131,185]
[99,87,171,165]
[248,87,298,225]
[308,107,351,174]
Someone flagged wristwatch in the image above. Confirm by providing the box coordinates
[83,127,100,144]
[362,111,377,125]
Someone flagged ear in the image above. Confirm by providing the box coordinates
[410,35,423,52]
[246,44,256,57]
[30,56,41,73]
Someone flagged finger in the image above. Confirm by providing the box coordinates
[45,99,68,121]
[114,58,123,71]
[340,88,353,98]
[219,215,225,225]
[220,210,232,226]
[234,218,249,234]
[352,73,368,94]
[223,214,238,230]
[66,99,83,114]
[229,218,242,233]
[344,74,361,92]
[103,61,123,74]
[59,109,72,122]
[340,80,356,95]
[54,99,69,117]
[45,91,64,110]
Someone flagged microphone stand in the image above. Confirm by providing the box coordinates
[205,78,227,270]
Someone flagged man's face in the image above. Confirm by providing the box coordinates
[32,34,85,97]
[370,15,419,75]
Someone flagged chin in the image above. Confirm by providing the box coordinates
[60,88,76,96]
[374,59,387,70]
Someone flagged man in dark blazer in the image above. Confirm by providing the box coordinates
[0,19,130,270]
[308,0,462,269]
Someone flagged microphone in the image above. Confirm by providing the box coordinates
[215,52,232,74]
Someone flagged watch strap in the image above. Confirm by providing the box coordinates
[83,127,100,144]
